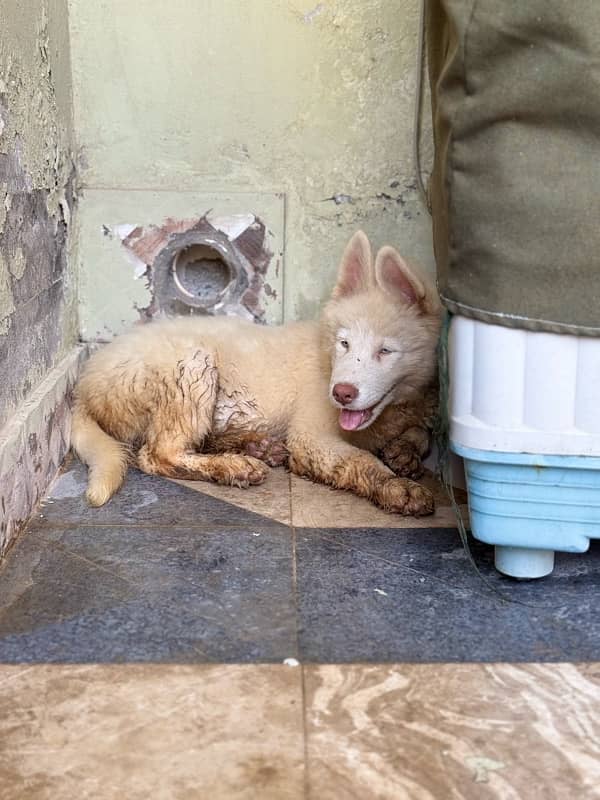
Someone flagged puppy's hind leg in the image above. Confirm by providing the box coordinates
[139,447,269,487]
[136,349,269,487]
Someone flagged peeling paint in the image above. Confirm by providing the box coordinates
[0,189,7,234]
[9,245,26,279]
[210,213,255,240]
[303,3,325,24]
[323,194,354,205]
[0,0,77,436]
[263,282,277,300]
[0,5,71,202]
[0,251,15,323]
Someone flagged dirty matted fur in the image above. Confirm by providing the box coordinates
[72,231,442,515]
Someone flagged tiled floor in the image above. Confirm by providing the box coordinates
[0,457,599,798]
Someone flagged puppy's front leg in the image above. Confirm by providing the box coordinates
[287,434,434,516]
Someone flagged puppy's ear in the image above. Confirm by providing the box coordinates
[332,231,374,299]
[375,246,438,313]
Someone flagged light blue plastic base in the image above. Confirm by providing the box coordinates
[451,443,600,579]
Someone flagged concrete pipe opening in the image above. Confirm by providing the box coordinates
[172,243,235,310]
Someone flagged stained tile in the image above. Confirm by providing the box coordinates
[304,663,600,800]
[291,470,468,529]
[36,458,286,529]
[0,524,295,663]
[295,528,600,662]
[172,465,291,525]
[0,663,304,800]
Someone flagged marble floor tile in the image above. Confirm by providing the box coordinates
[0,524,296,663]
[37,459,285,529]
[291,471,468,529]
[304,663,600,800]
[171,465,291,525]
[43,458,463,532]
[0,663,305,800]
[295,529,600,662]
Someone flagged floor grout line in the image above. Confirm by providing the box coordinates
[311,528,502,603]
[287,470,295,531]
[300,664,311,800]
[31,520,288,531]
[289,473,301,665]
[289,471,310,797]
[31,520,463,532]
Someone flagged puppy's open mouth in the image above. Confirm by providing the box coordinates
[337,386,395,431]
[338,405,376,431]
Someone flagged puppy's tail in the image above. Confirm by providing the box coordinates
[71,406,129,506]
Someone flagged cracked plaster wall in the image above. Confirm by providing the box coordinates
[0,0,77,431]
[68,0,434,323]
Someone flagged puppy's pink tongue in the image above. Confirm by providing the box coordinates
[339,409,370,431]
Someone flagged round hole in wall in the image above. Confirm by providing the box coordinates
[172,243,235,309]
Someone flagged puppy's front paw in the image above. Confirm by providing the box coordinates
[377,477,434,516]
[381,438,424,479]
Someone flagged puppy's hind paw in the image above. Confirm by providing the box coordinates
[220,455,270,488]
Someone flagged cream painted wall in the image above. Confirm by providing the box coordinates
[68,0,433,327]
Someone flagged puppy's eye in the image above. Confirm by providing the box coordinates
[340,340,349,349]
[379,347,392,356]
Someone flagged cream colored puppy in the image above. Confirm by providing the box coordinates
[72,232,442,515]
